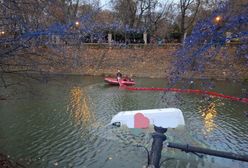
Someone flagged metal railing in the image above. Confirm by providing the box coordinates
[67,43,182,49]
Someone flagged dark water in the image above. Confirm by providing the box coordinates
[0,75,247,168]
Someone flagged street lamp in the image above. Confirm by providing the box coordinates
[214,16,222,24]
[0,31,5,35]
[75,21,80,27]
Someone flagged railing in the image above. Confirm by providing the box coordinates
[1,40,245,49]
[68,43,182,49]
[146,126,248,168]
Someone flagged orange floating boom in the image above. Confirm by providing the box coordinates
[122,86,248,103]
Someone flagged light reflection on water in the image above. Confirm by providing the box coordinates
[200,102,217,134]
[68,87,96,127]
[0,75,247,168]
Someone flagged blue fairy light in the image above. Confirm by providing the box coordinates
[169,1,248,87]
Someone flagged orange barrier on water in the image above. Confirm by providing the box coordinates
[122,86,248,103]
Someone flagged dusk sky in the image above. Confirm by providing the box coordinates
[99,0,177,10]
[100,0,111,9]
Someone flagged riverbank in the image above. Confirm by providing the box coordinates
[54,44,248,80]
[2,44,248,80]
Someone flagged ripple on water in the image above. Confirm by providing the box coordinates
[1,78,248,168]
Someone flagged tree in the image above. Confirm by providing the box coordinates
[142,0,172,34]
[169,1,248,85]
[111,0,137,28]
[0,0,103,88]
[178,0,200,42]
[110,0,175,41]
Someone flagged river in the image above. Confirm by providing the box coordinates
[0,75,247,168]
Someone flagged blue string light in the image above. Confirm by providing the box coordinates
[1,1,247,87]
[169,2,248,87]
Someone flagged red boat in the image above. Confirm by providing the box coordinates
[104,77,135,86]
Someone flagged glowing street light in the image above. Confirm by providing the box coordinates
[0,31,5,35]
[75,21,80,27]
[214,16,222,24]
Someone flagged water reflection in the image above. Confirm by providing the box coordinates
[200,102,217,133]
[68,87,95,126]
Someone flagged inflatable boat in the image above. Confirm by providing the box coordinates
[104,77,135,86]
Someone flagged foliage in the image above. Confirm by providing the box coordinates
[0,0,247,89]
[169,1,248,86]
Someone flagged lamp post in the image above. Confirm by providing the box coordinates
[74,21,81,45]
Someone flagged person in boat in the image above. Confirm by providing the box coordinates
[129,74,134,82]
[122,75,133,82]
[122,75,129,81]
[116,70,122,81]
